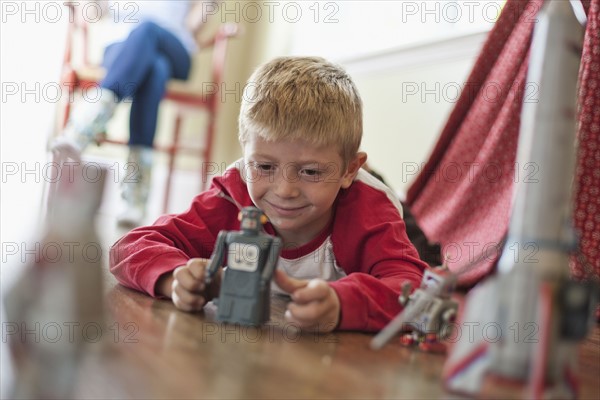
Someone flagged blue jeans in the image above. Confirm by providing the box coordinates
[101,21,192,147]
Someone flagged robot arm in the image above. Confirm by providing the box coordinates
[205,231,228,284]
[261,237,282,283]
[399,281,413,306]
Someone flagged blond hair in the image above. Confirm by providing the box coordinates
[238,56,363,164]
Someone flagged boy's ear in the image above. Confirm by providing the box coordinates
[341,151,367,189]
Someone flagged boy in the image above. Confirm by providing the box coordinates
[110,56,427,332]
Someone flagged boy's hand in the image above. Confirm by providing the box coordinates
[171,258,221,312]
[273,269,340,333]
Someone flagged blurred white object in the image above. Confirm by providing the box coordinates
[4,163,106,398]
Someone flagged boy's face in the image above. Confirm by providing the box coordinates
[243,135,364,247]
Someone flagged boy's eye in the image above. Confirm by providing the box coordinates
[253,163,276,173]
[300,168,324,181]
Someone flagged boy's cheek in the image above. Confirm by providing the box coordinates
[246,180,270,203]
[245,183,261,205]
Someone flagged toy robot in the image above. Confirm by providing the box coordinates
[205,207,282,326]
[371,269,458,353]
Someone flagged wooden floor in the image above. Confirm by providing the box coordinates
[76,282,446,399]
[579,326,600,400]
[62,267,600,399]
[3,165,599,399]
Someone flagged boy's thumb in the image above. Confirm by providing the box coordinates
[186,258,209,280]
[273,269,308,294]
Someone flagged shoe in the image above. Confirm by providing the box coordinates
[117,146,153,227]
[49,136,84,161]
[116,202,146,228]
[50,88,118,157]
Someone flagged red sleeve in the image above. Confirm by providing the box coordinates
[328,181,428,332]
[109,171,250,296]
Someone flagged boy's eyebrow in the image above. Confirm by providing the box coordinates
[259,159,334,168]
[248,153,278,161]
[248,153,338,167]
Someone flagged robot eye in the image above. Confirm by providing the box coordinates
[260,215,268,224]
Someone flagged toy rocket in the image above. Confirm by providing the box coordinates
[443,2,597,398]
[4,163,106,398]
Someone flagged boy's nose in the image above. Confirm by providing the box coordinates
[273,174,300,198]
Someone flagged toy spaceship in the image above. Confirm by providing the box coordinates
[371,269,458,353]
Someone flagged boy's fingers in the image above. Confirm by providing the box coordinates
[173,294,204,312]
[286,283,336,320]
[273,269,308,295]
[284,305,337,332]
[172,280,206,312]
[284,310,317,331]
[284,282,341,332]
[173,266,205,293]
[286,298,332,322]
[291,279,330,304]
[186,258,209,280]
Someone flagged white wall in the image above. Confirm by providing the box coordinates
[1,4,67,396]
[346,34,486,196]
[255,2,489,197]
[1,4,66,277]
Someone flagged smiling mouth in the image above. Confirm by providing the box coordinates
[265,201,307,214]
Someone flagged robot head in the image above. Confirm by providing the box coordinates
[239,207,268,233]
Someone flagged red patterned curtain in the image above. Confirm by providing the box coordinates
[573,0,599,283]
[406,0,599,286]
